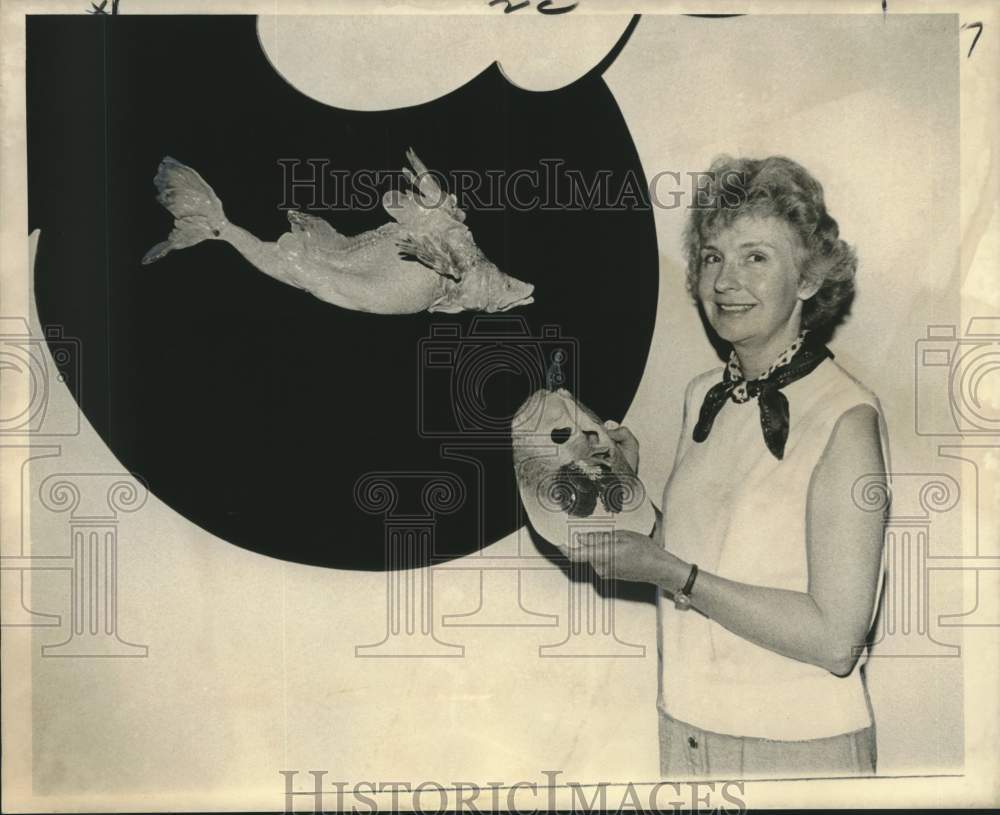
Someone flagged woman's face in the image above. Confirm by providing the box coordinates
[696,214,819,355]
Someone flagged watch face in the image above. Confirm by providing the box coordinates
[673,593,691,611]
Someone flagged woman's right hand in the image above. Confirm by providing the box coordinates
[604,420,640,473]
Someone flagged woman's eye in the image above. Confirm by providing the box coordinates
[747,252,767,263]
[701,253,721,266]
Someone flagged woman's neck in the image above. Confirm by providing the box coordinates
[733,326,804,380]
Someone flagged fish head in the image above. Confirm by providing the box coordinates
[512,389,623,470]
[512,389,642,522]
[432,224,534,312]
[474,261,535,313]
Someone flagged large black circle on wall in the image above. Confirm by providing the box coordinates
[27,15,659,570]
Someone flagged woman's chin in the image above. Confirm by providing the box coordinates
[708,321,753,346]
[707,311,773,347]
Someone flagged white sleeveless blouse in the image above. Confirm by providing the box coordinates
[657,358,889,740]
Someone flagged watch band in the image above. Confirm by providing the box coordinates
[673,563,698,611]
[681,563,699,595]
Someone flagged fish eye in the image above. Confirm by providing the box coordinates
[551,427,572,445]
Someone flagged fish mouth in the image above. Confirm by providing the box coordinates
[499,295,535,311]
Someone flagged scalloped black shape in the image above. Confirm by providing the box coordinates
[28,14,659,570]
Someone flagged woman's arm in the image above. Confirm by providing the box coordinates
[575,403,887,676]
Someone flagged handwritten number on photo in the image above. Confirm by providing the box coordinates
[962,22,983,59]
[488,0,579,14]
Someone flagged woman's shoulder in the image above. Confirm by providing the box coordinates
[683,365,726,408]
[688,365,726,392]
[812,357,883,411]
[796,358,888,454]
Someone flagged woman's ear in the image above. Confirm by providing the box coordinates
[797,267,822,301]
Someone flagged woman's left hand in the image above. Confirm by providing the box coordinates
[568,529,669,584]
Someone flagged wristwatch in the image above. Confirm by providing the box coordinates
[673,564,699,611]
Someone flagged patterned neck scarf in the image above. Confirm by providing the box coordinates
[692,331,832,460]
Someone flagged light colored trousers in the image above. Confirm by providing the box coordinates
[658,710,876,779]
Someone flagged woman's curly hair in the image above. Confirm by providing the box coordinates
[683,155,857,335]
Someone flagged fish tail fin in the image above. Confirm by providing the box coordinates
[142,157,228,265]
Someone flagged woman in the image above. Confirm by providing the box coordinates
[574,155,889,779]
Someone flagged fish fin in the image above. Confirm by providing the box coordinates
[396,233,463,282]
[382,149,467,227]
[286,210,350,251]
[403,149,441,203]
[428,298,464,314]
[142,156,227,264]
[382,189,427,227]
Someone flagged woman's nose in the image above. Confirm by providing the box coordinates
[714,260,741,292]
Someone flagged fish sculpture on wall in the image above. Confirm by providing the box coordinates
[511,388,655,553]
[142,150,535,315]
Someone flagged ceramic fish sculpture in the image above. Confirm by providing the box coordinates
[142,150,535,315]
[511,388,655,552]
